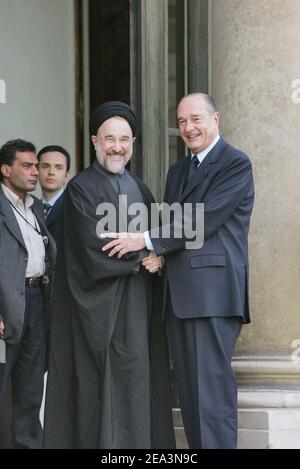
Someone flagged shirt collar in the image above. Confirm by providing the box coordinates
[42,187,64,207]
[192,134,220,165]
[1,182,34,210]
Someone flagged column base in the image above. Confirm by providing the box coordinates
[234,357,300,449]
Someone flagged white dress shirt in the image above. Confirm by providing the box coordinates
[42,187,64,208]
[2,183,46,277]
[192,134,220,165]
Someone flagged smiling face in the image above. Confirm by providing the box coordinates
[1,151,39,198]
[91,116,135,174]
[177,95,219,154]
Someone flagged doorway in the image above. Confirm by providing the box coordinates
[75,0,130,170]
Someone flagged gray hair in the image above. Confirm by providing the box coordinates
[179,93,218,115]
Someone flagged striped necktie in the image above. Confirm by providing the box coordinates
[183,154,199,190]
[43,202,52,218]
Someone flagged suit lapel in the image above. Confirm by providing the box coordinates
[180,137,227,201]
[180,156,211,201]
[0,187,27,250]
[32,201,56,275]
[177,157,190,200]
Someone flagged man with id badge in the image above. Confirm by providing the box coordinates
[0,139,56,448]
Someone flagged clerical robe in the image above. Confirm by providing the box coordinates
[43,160,175,449]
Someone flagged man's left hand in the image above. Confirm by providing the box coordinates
[142,252,165,273]
[100,232,146,258]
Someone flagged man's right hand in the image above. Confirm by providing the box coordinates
[0,320,5,336]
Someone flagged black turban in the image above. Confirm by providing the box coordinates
[89,101,137,137]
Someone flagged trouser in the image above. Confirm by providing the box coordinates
[0,286,45,449]
[166,303,242,449]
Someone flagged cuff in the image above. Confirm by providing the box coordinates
[144,231,154,251]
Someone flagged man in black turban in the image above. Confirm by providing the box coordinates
[89,100,137,137]
[43,101,175,449]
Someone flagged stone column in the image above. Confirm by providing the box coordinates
[187,0,209,94]
[130,0,169,201]
[211,0,300,448]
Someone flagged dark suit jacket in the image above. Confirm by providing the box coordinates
[0,186,56,344]
[45,193,64,247]
[150,137,254,323]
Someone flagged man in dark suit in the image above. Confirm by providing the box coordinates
[37,145,70,246]
[102,93,255,448]
[0,139,56,448]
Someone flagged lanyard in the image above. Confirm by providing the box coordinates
[8,200,42,236]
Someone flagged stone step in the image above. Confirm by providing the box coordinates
[174,427,188,449]
[172,407,183,427]
[172,408,188,448]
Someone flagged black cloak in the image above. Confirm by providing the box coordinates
[43,160,175,449]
